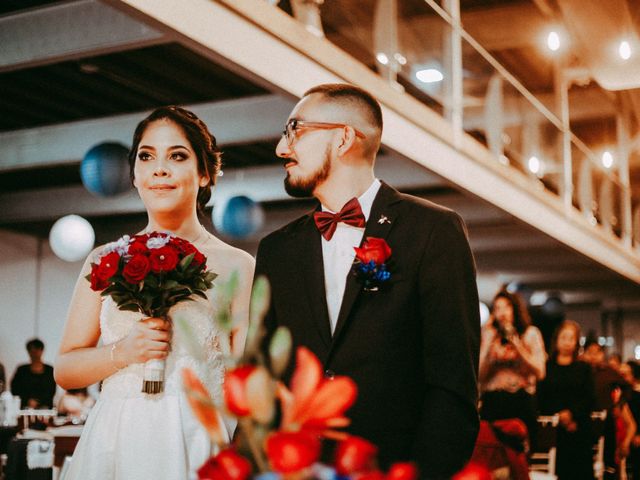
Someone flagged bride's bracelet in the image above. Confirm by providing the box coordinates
[110,343,124,371]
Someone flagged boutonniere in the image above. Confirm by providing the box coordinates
[352,237,392,291]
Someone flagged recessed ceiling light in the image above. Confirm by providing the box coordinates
[376,53,389,65]
[394,53,407,66]
[619,41,632,60]
[528,155,543,175]
[415,68,443,83]
[602,151,614,168]
[547,32,560,52]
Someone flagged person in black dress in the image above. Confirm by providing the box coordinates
[10,338,56,408]
[537,320,596,480]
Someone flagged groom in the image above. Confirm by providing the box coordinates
[255,84,480,478]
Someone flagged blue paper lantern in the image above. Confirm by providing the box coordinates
[213,195,265,239]
[80,142,131,197]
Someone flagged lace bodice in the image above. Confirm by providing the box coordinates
[99,294,226,403]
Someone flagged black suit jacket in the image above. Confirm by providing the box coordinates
[255,183,480,478]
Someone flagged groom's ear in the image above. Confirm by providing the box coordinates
[337,126,357,156]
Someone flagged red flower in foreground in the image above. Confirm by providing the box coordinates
[357,471,387,480]
[335,436,378,475]
[354,237,391,265]
[224,365,258,417]
[386,462,419,480]
[278,347,357,439]
[452,463,492,480]
[265,431,321,473]
[149,245,179,273]
[198,448,252,480]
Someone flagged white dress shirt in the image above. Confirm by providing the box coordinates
[321,179,381,334]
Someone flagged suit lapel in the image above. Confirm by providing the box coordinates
[330,182,402,346]
[295,211,333,349]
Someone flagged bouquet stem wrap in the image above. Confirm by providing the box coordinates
[142,358,166,394]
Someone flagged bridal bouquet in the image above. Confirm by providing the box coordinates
[179,276,419,480]
[86,231,217,393]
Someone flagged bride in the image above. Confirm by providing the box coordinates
[55,106,254,479]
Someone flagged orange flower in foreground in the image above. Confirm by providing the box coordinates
[224,365,258,417]
[278,347,357,439]
[182,368,227,445]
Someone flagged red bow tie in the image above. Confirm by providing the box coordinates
[313,198,366,241]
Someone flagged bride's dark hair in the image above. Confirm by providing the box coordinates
[128,106,221,215]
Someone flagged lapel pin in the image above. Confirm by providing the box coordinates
[378,215,391,225]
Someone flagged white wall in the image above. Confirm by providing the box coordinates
[0,229,82,392]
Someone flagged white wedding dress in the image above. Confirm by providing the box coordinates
[65,295,229,480]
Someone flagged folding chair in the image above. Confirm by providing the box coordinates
[591,410,607,480]
[529,414,559,479]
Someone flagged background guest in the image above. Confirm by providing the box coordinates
[537,320,595,480]
[0,360,5,391]
[10,338,56,408]
[479,289,546,449]
[626,362,640,480]
[581,340,630,477]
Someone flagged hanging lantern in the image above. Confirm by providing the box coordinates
[49,215,95,262]
[213,195,265,239]
[80,142,131,197]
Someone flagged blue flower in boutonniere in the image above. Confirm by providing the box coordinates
[353,237,392,291]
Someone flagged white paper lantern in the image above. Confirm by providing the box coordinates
[49,215,95,262]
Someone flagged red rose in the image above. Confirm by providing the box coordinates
[354,237,391,265]
[97,252,120,279]
[223,365,257,417]
[128,240,148,255]
[265,431,321,473]
[335,436,378,475]
[149,245,179,273]
[176,240,206,267]
[198,448,252,480]
[89,265,109,291]
[387,463,419,480]
[123,254,151,283]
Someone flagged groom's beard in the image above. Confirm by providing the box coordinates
[284,146,332,198]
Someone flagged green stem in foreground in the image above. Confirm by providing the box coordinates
[239,418,269,473]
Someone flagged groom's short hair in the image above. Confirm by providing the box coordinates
[304,83,383,157]
[304,84,382,129]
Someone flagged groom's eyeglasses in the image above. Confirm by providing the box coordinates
[282,119,366,146]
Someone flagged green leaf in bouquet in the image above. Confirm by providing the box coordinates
[174,314,206,363]
[119,303,141,313]
[145,276,159,288]
[179,252,195,270]
[204,271,218,283]
[244,275,270,357]
[192,290,208,300]
[269,326,292,379]
[163,279,179,290]
[245,366,276,424]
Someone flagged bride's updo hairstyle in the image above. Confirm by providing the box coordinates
[128,106,222,215]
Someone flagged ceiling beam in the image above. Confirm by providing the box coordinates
[0,95,296,172]
[0,0,170,73]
